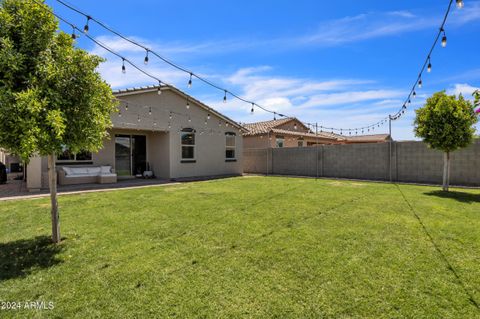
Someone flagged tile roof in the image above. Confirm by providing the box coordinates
[345,134,391,142]
[243,118,345,140]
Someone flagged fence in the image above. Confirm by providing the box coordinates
[243,140,480,186]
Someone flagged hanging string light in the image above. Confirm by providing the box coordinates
[50,0,461,135]
[121,59,126,74]
[441,28,447,47]
[427,57,432,73]
[144,50,149,65]
[148,107,152,115]
[250,103,254,114]
[418,77,422,88]
[188,73,193,88]
[83,16,90,33]
[207,113,211,120]
[223,90,227,104]
[71,26,77,39]
[413,91,417,98]
[137,114,140,122]
[294,123,297,130]
[186,98,190,109]
[125,103,128,111]
[157,82,162,95]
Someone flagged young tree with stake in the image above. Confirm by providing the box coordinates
[0,0,117,243]
[414,91,477,191]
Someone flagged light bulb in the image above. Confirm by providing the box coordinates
[122,60,126,74]
[418,78,422,88]
[294,123,297,130]
[207,114,210,120]
[427,60,432,73]
[188,73,192,88]
[223,91,227,104]
[144,51,149,65]
[441,30,447,47]
[413,91,416,98]
[149,107,152,115]
[456,0,464,9]
[186,100,190,109]
[83,17,90,33]
[250,103,254,114]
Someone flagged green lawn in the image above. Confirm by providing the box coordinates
[0,176,479,318]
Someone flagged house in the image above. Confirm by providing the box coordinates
[25,85,245,191]
[243,118,344,148]
[243,118,391,149]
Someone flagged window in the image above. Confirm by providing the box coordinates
[276,136,284,148]
[181,128,195,160]
[57,146,92,163]
[225,132,236,159]
[298,139,304,147]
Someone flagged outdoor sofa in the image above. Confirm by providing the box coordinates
[58,165,117,185]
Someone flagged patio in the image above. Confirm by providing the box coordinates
[0,176,171,200]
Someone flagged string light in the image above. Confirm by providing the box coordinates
[137,114,140,122]
[50,0,459,135]
[148,107,152,115]
[188,116,191,123]
[294,123,297,130]
[83,16,90,33]
[157,82,162,95]
[169,112,172,120]
[251,103,254,114]
[413,91,417,98]
[144,50,149,65]
[223,90,227,104]
[71,26,76,39]
[207,113,210,120]
[186,99,190,109]
[121,59,126,74]
[427,57,432,73]
[188,73,192,88]
[418,77,422,88]
[125,103,128,111]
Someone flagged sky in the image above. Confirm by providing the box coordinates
[46,0,480,140]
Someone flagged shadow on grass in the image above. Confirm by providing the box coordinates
[424,190,480,204]
[0,236,63,281]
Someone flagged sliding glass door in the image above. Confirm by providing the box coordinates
[115,134,146,176]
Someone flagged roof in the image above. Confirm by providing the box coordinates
[113,85,246,131]
[345,134,391,143]
[243,118,344,140]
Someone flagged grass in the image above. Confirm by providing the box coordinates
[0,176,479,318]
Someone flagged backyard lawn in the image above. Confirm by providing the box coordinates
[0,176,479,318]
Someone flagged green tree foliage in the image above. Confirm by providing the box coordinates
[0,0,116,160]
[414,91,477,191]
[0,0,117,242]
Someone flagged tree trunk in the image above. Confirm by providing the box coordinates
[47,154,61,243]
[442,151,450,192]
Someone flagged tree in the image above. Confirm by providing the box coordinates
[414,91,478,191]
[0,0,117,243]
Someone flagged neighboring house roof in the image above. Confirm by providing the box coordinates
[243,118,344,140]
[113,85,246,131]
[345,134,391,143]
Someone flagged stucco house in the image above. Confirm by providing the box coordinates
[26,85,245,191]
[243,118,391,149]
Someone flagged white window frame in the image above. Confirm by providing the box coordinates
[181,128,196,161]
[225,132,236,160]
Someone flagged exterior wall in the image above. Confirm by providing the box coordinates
[114,89,243,179]
[243,135,272,149]
[244,134,340,149]
[243,140,480,186]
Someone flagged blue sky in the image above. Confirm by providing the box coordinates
[47,0,480,140]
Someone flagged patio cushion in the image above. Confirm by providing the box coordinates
[100,166,112,174]
[62,166,73,176]
[87,167,101,175]
[71,167,89,175]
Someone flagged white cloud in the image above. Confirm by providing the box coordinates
[447,83,480,99]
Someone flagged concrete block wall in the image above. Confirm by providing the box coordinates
[243,140,480,186]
